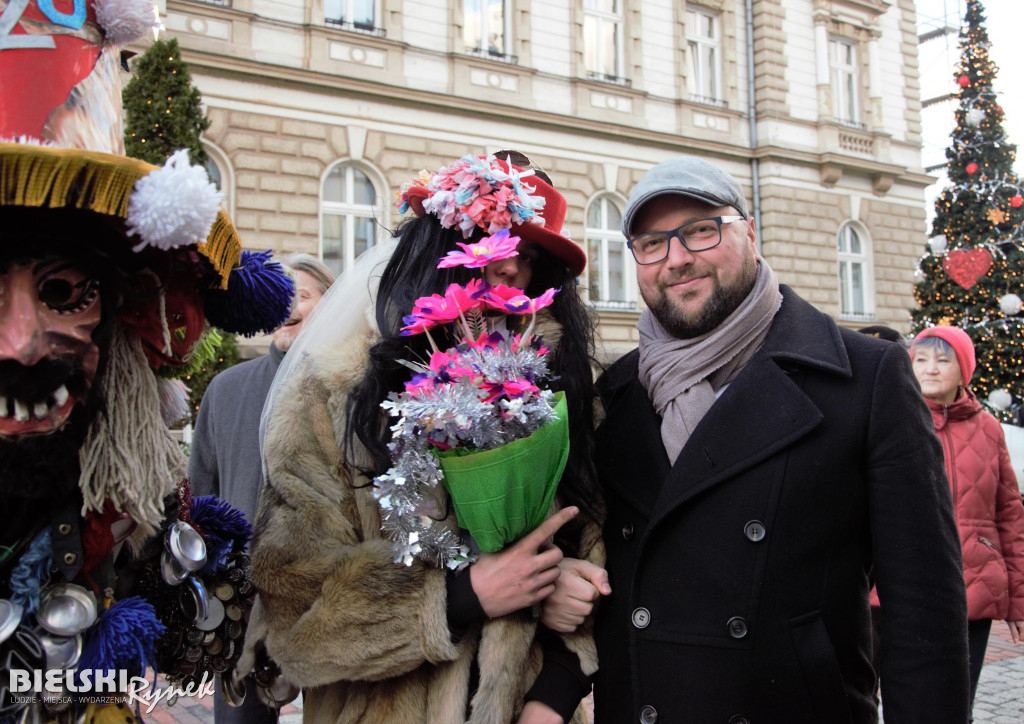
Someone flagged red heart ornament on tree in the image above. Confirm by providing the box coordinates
[942,248,993,289]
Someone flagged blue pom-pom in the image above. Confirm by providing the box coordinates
[191,495,252,575]
[205,250,295,337]
[10,529,52,615]
[76,597,165,681]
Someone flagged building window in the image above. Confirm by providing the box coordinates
[324,0,376,31]
[203,157,222,191]
[463,0,507,57]
[321,163,378,278]
[837,221,873,318]
[686,8,721,104]
[583,0,623,81]
[586,195,634,307]
[829,37,859,126]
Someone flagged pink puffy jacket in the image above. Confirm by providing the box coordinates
[871,390,1024,619]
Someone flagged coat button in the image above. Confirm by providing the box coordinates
[639,704,658,723]
[728,717,750,724]
[727,616,748,638]
[632,607,651,629]
[622,522,635,540]
[743,520,766,542]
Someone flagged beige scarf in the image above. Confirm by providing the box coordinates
[638,262,782,463]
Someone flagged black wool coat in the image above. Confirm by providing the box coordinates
[592,287,969,724]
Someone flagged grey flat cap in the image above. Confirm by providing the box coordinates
[623,157,749,237]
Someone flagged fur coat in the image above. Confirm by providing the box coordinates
[245,313,601,724]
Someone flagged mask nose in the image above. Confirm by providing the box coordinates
[0,272,50,367]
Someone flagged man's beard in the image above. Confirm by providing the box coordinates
[644,260,758,340]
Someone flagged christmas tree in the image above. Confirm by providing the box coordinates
[912,0,1024,421]
[123,38,210,166]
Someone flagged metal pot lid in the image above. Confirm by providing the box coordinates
[166,522,207,572]
[179,577,209,625]
[0,599,24,644]
[195,596,225,632]
[221,674,247,708]
[37,631,82,671]
[160,550,190,586]
[36,584,97,637]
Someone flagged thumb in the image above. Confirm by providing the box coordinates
[569,560,612,596]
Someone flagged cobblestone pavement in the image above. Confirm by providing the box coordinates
[148,625,1023,723]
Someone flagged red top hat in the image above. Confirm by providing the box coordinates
[399,155,586,276]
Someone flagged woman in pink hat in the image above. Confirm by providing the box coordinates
[911,325,1024,719]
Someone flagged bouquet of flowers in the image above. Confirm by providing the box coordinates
[373,229,569,568]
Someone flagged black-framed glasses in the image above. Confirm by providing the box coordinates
[493,149,552,185]
[626,215,745,265]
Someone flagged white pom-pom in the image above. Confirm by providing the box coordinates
[966,108,985,128]
[929,235,948,254]
[127,149,223,251]
[93,0,160,45]
[988,388,1013,411]
[999,293,1023,316]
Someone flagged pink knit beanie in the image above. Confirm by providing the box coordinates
[913,326,976,384]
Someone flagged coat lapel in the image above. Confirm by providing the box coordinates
[646,287,851,525]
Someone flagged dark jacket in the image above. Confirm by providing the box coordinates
[188,343,284,524]
[593,287,969,724]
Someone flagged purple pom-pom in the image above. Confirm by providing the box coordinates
[76,597,165,680]
[205,250,294,337]
[191,495,252,575]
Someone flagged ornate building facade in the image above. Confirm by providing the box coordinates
[153,0,930,359]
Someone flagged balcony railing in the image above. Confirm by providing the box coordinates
[586,71,632,88]
[689,94,728,109]
[185,0,231,6]
[464,47,519,65]
[324,18,387,38]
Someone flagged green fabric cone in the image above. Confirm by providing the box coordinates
[438,391,569,552]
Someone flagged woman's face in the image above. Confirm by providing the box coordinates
[484,241,539,290]
[912,343,963,404]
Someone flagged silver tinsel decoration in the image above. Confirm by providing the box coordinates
[373,334,557,568]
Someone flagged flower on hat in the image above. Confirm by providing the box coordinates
[438,229,521,268]
[397,154,547,238]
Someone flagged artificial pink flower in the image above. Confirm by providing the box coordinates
[437,229,521,269]
[400,279,489,335]
[483,285,560,315]
[481,378,540,404]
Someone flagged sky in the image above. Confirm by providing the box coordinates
[916,0,1024,174]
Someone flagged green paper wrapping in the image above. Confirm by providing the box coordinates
[437,391,569,552]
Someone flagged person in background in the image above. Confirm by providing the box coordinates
[908,325,1024,721]
[188,253,334,723]
[578,156,968,723]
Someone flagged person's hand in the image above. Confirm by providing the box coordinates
[470,507,578,619]
[541,558,611,633]
[515,700,564,724]
[1007,620,1024,644]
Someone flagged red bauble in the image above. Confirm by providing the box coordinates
[958,75,971,87]
[1012,195,1024,208]
[966,162,979,174]
[942,248,993,289]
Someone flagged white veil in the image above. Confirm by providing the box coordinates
[258,239,397,468]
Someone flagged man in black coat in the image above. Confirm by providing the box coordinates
[584,157,969,723]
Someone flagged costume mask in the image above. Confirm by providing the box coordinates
[0,256,102,437]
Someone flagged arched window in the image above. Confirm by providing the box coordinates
[837,221,874,318]
[321,162,379,277]
[202,142,234,215]
[586,194,634,307]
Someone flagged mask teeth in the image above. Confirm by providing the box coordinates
[0,385,71,421]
